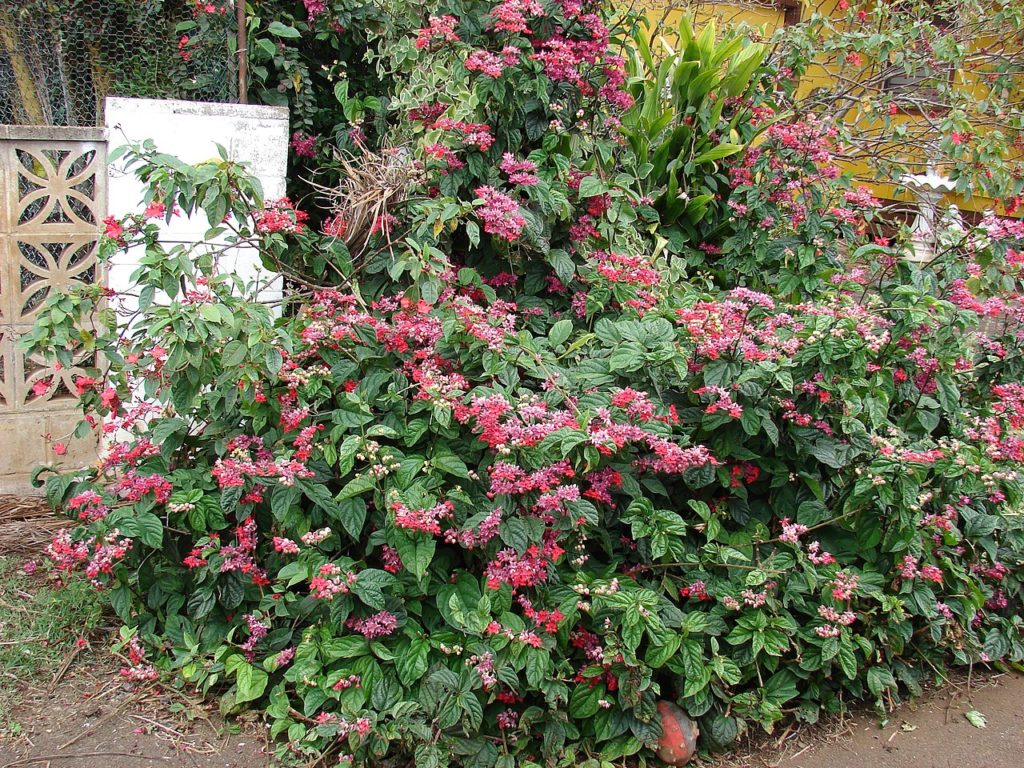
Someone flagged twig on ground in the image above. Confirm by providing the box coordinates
[0,752,171,768]
[47,645,83,692]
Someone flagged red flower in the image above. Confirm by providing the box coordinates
[103,216,124,241]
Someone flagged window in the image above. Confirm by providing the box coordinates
[776,0,802,26]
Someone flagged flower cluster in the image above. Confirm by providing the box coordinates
[346,610,398,639]
[473,186,526,241]
[255,197,309,234]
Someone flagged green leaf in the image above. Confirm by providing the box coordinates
[267,21,301,38]
[265,347,283,374]
[188,588,215,619]
[199,303,221,323]
[217,572,245,609]
[134,512,164,548]
[222,340,247,367]
[109,583,132,621]
[415,744,442,768]
[235,663,269,704]
[548,249,576,284]
[837,637,858,680]
[432,451,469,478]
[321,635,369,661]
[525,648,548,688]
[339,474,375,500]
[693,143,745,164]
[577,175,607,198]
[395,638,430,686]
[336,498,367,540]
[569,683,603,718]
[548,318,573,348]
[395,532,435,580]
[707,714,739,748]
[867,666,897,697]
[965,710,987,728]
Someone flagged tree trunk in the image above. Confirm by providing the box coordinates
[84,36,112,126]
[0,6,45,124]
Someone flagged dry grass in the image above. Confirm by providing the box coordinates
[0,494,68,555]
[314,144,418,260]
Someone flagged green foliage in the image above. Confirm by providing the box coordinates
[621,17,769,242]
[19,2,1024,767]
[773,0,1024,208]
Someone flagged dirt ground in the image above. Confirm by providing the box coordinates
[717,670,1024,768]
[1,649,1022,768]
[0,655,272,768]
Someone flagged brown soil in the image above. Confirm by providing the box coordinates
[0,655,272,768]
[712,671,1024,768]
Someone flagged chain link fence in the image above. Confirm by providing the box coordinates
[0,0,237,127]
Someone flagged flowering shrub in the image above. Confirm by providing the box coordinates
[22,2,1024,767]
[26,140,1024,763]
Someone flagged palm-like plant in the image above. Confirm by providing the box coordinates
[621,17,771,244]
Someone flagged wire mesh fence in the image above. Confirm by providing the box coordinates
[0,0,237,127]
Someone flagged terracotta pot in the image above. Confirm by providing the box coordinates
[655,700,699,766]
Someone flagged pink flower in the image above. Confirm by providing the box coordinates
[489,0,543,34]
[779,517,808,544]
[466,50,506,78]
[143,200,166,219]
[474,186,526,241]
[391,500,454,536]
[416,15,459,49]
[346,610,398,639]
[273,537,300,555]
[310,564,357,599]
[899,554,919,579]
[274,647,296,667]
[818,605,856,625]
[290,131,317,158]
[485,534,564,591]
[500,153,539,186]
[816,623,841,638]
[303,0,326,20]
[432,118,494,151]
[380,544,403,573]
[255,197,309,234]
[694,385,743,419]
[831,570,859,600]
[103,216,124,241]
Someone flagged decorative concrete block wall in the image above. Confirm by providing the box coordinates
[0,126,107,493]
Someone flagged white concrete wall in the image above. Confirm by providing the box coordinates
[104,97,289,306]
